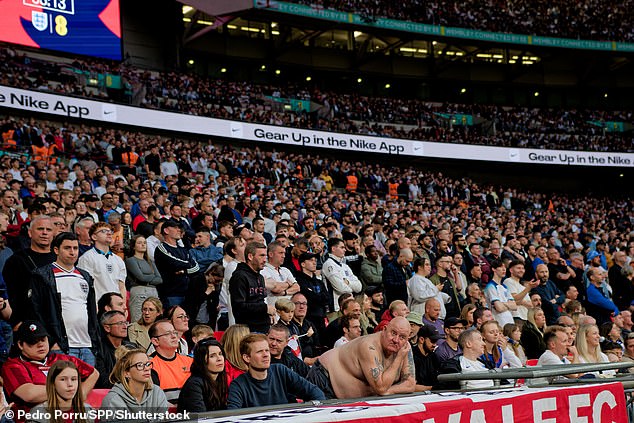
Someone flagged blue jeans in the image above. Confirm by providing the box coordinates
[68,347,95,366]
[164,296,185,309]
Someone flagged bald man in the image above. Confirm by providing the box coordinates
[534,264,565,325]
[307,316,415,399]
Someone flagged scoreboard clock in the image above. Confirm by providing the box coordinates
[0,0,121,60]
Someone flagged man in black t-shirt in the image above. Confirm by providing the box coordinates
[413,325,441,391]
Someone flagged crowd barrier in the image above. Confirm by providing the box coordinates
[173,362,633,423]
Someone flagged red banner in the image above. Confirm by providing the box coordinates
[205,382,627,423]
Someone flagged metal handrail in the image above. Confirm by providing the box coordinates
[436,361,634,382]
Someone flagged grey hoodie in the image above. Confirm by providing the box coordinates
[101,383,168,420]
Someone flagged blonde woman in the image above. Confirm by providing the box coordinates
[521,307,547,359]
[28,361,92,423]
[576,324,615,377]
[101,347,168,413]
[221,324,250,385]
[128,297,163,350]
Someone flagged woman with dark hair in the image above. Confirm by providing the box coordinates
[178,338,228,412]
[125,235,162,323]
[28,360,92,423]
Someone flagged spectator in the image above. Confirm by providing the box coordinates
[3,215,55,325]
[97,292,128,321]
[307,317,415,398]
[77,222,127,301]
[230,241,274,333]
[148,320,193,404]
[30,232,100,365]
[189,228,223,275]
[435,317,468,363]
[95,311,131,389]
[127,297,163,351]
[473,307,494,330]
[334,315,362,348]
[154,220,199,308]
[101,347,169,415]
[360,245,383,289]
[430,255,461,318]
[374,299,409,333]
[267,323,310,377]
[521,307,548,360]
[503,260,538,321]
[184,262,223,327]
[28,361,93,423]
[218,236,246,329]
[408,257,449,318]
[460,304,476,327]
[576,324,615,377]
[295,252,330,338]
[125,235,162,323]
[261,241,300,306]
[227,334,325,408]
[451,329,493,389]
[534,264,565,325]
[484,260,517,327]
[586,267,620,325]
[422,298,445,338]
[1,321,98,416]
[532,325,581,384]
[221,324,250,385]
[413,325,441,391]
[178,338,228,413]
[503,323,526,366]
[382,248,414,305]
[322,238,363,311]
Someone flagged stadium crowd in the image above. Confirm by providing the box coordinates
[1,46,633,153]
[0,109,632,418]
[286,0,634,42]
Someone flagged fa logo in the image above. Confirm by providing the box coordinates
[32,11,48,31]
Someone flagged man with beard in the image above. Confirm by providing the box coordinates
[413,325,441,391]
[382,248,414,305]
[534,264,565,325]
[434,317,468,363]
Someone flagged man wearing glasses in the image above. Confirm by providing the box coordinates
[30,232,101,366]
[78,222,127,301]
[95,310,132,388]
[434,317,468,363]
[149,320,193,405]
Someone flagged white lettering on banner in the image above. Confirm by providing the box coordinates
[569,393,591,423]
[501,404,515,423]
[533,397,557,423]
[1,85,633,167]
[592,390,617,423]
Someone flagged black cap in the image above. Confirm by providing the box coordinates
[444,317,468,328]
[298,252,319,264]
[417,325,442,342]
[84,194,99,202]
[16,320,49,344]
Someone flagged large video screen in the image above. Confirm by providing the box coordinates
[0,0,121,60]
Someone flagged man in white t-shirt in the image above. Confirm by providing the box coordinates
[334,315,362,348]
[503,260,539,321]
[535,326,581,384]
[30,232,100,366]
[457,329,494,389]
[484,260,516,326]
[77,222,127,301]
[261,241,300,306]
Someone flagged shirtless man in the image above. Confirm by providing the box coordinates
[307,316,415,399]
